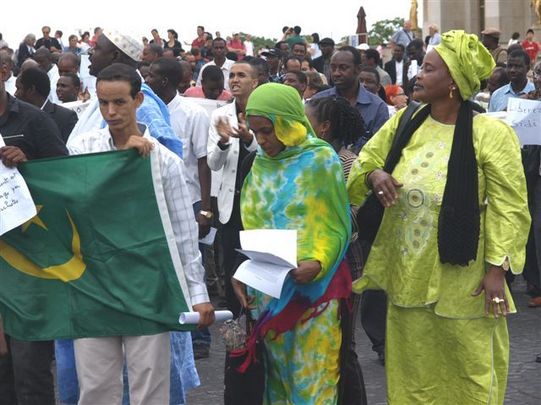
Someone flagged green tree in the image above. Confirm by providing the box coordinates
[239,33,276,53]
[368,17,404,46]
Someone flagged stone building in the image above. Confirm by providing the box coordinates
[422,0,538,43]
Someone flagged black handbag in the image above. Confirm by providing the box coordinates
[337,299,367,405]
[222,310,265,405]
[356,102,421,245]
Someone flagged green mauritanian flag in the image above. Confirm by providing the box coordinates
[0,149,193,340]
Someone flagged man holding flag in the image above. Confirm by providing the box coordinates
[0,60,68,405]
[0,62,214,405]
[66,63,214,404]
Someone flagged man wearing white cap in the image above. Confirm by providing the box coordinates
[66,30,182,158]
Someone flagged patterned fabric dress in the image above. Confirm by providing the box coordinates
[242,83,351,404]
[347,109,530,404]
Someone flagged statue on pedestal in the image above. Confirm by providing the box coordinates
[410,0,419,30]
[533,0,541,25]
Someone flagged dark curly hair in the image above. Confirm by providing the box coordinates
[306,96,366,147]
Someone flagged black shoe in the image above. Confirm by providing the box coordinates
[193,344,210,360]
[377,352,385,366]
[536,353,541,363]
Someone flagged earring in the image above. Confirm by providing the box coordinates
[449,86,455,99]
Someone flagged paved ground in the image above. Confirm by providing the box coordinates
[188,279,541,405]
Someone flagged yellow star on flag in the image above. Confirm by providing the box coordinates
[21,205,48,232]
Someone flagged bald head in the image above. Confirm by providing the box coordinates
[142,44,164,63]
[33,48,53,71]
[177,60,193,94]
[21,58,40,72]
[58,53,80,75]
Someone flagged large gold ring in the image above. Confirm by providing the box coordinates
[491,297,504,304]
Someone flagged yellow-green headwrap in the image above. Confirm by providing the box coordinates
[434,30,495,100]
[245,83,315,147]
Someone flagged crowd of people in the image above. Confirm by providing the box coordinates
[0,19,540,405]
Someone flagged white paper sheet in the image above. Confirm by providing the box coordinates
[0,136,37,236]
[199,227,217,246]
[233,229,297,299]
[239,229,297,266]
[506,98,541,145]
[178,310,233,325]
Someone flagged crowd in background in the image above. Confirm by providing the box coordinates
[0,19,540,405]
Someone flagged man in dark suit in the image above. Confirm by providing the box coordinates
[384,43,408,88]
[15,67,78,143]
[0,63,67,405]
[312,37,335,84]
[35,26,62,52]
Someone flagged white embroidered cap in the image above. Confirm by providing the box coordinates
[103,30,143,62]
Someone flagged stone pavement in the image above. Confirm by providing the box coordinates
[187,280,541,405]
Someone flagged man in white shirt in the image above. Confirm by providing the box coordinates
[207,61,259,315]
[244,34,254,57]
[146,56,214,358]
[196,38,235,91]
[384,44,408,87]
[68,63,214,405]
[146,57,212,238]
[33,48,60,103]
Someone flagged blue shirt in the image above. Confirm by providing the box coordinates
[136,83,183,158]
[488,81,536,112]
[391,29,414,47]
[313,84,389,142]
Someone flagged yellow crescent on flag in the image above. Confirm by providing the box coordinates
[0,210,86,282]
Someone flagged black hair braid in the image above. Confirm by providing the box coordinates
[308,96,366,148]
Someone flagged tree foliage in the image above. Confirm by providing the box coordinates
[239,33,276,51]
[368,17,404,46]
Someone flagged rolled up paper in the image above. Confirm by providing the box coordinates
[179,310,234,325]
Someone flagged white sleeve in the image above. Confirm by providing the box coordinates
[196,64,206,87]
[190,108,210,159]
[160,148,209,305]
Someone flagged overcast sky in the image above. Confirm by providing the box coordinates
[2,0,421,47]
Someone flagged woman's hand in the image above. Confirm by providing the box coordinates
[232,278,255,309]
[368,169,403,208]
[291,260,321,284]
[472,265,509,317]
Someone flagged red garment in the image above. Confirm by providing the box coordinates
[235,260,352,372]
[227,39,245,60]
[89,35,99,48]
[521,40,540,63]
[191,37,205,49]
[184,86,232,101]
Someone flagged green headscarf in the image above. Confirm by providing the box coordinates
[435,30,495,100]
[245,83,315,146]
[241,81,351,317]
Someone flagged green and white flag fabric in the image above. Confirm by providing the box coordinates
[0,149,193,340]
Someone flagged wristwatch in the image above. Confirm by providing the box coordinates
[199,210,213,219]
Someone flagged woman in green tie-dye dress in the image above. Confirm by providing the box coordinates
[232,83,353,405]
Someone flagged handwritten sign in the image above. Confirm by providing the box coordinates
[0,135,37,235]
[506,98,541,145]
